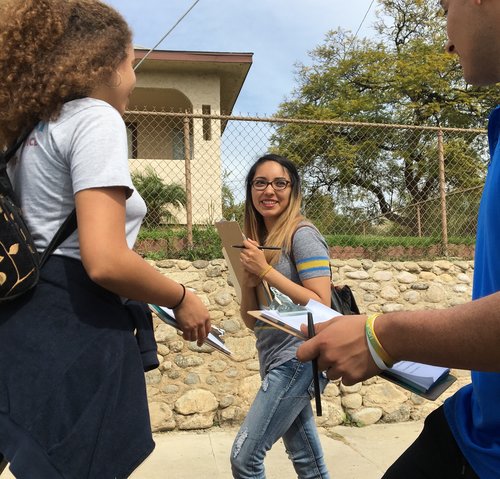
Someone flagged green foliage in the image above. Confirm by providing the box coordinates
[324,234,475,248]
[137,225,223,261]
[136,226,473,261]
[222,180,245,223]
[132,167,186,228]
[303,192,366,235]
[272,0,498,236]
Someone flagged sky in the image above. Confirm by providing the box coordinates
[106,0,381,116]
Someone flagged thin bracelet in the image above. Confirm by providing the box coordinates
[171,283,186,309]
[365,313,395,368]
[259,264,273,280]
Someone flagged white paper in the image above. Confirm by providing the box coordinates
[260,299,341,334]
[388,361,449,390]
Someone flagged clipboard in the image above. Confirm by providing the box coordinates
[215,220,272,307]
[247,300,342,339]
[215,221,246,301]
[247,310,308,339]
[149,304,233,358]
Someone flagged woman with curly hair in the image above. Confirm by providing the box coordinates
[230,154,332,478]
[0,1,211,477]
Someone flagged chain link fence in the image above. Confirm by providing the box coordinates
[124,109,487,260]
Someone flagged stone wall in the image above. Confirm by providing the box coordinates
[145,258,473,433]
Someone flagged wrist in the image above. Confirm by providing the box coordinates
[365,313,395,368]
[258,264,273,280]
[170,283,186,309]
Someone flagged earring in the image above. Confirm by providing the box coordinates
[107,71,122,88]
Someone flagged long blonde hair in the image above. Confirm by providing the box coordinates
[244,154,306,265]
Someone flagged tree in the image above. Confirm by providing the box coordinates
[132,167,186,227]
[221,172,245,223]
[272,0,500,236]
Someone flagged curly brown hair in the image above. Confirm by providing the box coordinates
[0,0,132,148]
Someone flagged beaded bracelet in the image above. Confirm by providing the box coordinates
[258,264,273,280]
[171,283,186,309]
[365,313,395,368]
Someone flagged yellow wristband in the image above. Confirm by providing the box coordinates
[365,313,395,368]
[259,265,273,280]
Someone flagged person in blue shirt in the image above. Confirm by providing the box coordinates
[297,0,500,477]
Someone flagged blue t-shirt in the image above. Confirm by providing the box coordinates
[444,106,500,478]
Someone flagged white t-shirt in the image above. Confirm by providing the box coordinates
[8,98,146,260]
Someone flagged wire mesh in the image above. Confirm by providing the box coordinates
[124,108,487,260]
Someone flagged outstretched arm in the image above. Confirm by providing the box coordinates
[297,292,500,385]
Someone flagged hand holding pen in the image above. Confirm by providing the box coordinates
[237,238,276,279]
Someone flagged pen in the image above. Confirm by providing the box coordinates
[307,311,322,416]
[231,244,281,250]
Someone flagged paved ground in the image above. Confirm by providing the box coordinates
[0,421,423,478]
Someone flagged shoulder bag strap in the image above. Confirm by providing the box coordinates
[0,130,32,199]
[2,129,78,266]
[39,208,78,267]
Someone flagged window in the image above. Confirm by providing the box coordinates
[125,122,138,159]
[202,105,212,141]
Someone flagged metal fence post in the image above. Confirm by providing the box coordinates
[416,203,422,238]
[183,115,193,247]
[438,129,449,256]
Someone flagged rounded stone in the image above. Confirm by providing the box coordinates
[185,373,200,385]
[350,407,383,427]
[380,285,400,301]
[396,272,418,284]
[373,271,393,282]
[214,291,233,306]
[203,280,218,293]
[174,389,218,415]
[192,260,209,269]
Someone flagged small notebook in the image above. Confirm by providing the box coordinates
[381,362,456,400]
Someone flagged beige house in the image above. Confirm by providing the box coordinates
[126,48,253,225]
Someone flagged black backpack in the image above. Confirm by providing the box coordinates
[0,131,77,302]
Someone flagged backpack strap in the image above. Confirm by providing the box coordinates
[0,130,32,200]
[39,208,77,267]
[1,131,77,266]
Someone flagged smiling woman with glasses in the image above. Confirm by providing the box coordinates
[230,153,332,479]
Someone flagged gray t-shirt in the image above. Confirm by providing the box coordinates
[254,224,331,377]
[9,98,146,260]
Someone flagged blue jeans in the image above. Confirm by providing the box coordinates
[230,357,330,479]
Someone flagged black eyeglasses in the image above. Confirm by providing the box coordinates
[251,179,291,191]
